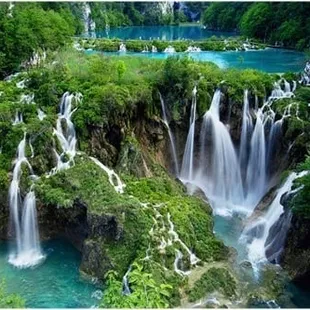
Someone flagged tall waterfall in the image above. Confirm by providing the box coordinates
[239,89,253,173]
[241,171,308,271]
[180,86,197,181]
[195,89,244,215]
[159,93,179,176]
[8,134,44,268]
[50,92,81,175]
[180,81,294,216]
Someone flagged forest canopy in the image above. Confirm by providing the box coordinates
[202,2,310,50]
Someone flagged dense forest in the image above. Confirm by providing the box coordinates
[203,2,310,50]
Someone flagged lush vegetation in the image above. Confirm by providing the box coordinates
[0,3,82,78]
[203,2,310,50]
[78,37,265,53]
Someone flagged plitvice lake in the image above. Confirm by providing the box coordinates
[1,1,310,309]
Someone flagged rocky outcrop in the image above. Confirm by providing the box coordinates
[37,199,127,279]
[281,213,310,287]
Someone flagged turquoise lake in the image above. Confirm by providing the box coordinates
[0,240,100,308]
[83,25,237,41]
[85,49,305,73]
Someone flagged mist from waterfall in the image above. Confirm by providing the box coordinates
[159,93,179,176]
[8,134,44,268]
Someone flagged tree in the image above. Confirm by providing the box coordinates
[240,3,273,41]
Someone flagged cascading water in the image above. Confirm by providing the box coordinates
[89,157,126,194]
[180,82,295,216]
[8,134,44,268]
[176,80,301,277]
[187,89,244,215]
[159,93,179,176]
[245,108,267,206]
[241,171,308,272]
[239,90,253,177]
[50,92,81,175]
[180,86,197,182]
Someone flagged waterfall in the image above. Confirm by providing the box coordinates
[119,43,126,52]
[245,109,267,206]
[50,92,81,175]
[270,79,294,99]
[12,111,23,126]
[180,86,197,182]
[122,265,132,295]
[194,89,244,215]
[8,134,44,268]
[89,157,126,194]
[164,46,176,53]
[179,80,296,216]
[159,93,179,176]
[241,171,308,271]
[37,108,46,121]
[239,90,253,174]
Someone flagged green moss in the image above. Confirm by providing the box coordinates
[188,267,236,302]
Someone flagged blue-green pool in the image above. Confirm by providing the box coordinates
[83,25,237,41]
[85,48,305,73]
[0,239,100,308]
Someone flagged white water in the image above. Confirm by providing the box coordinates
[37,108,46,121]
[50,92,81,175]
[122,265,132,295]
[159,93,179,176]
[119,43,126,52]
[241,171,308,271]
[180,86,197,181]
[176,81,300,272]
[239,90,253,172]
[186,46,201,53]
[89,157,125,194]
[180,81,296,216]
[20,93,34,104]
[8,134,44,268]
[12,111,23,126]
[164,46,176,53]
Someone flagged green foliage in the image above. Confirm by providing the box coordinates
[203,2,250,31]
[188,267,236,302]
[0,3,78,77]
[116,60,126,81]
[290,156,310,218]
[101,263,173,308]
[0,280,25,308]
[203,2,310,50]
